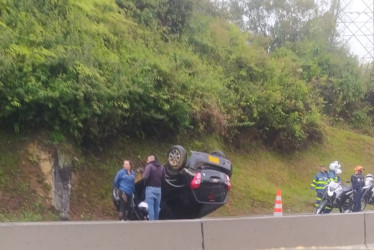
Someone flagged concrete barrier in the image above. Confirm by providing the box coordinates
[0,220,203,250]
[202,213,368,250]
[365,212,374,248]
[1,212,374,250]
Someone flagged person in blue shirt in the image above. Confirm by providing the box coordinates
[114,160,136,221]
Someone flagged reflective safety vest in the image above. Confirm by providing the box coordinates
[328,170,341,183]
[311,171,329,193]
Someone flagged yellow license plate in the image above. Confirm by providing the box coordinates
[208,155,219,164]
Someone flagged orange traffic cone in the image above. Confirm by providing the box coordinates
[273,189,283,216]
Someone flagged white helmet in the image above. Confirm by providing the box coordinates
[336,161,341,169]
[335,168,342,176]
[138,201,148,211]
[365,173,373,182]
[329,161,340,172]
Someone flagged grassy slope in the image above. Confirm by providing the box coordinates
[0,126,373,221]
[218,125,374,216]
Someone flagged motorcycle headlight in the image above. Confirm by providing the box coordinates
[329,182,339,191]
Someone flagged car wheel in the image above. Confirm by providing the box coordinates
[210,150,226,158]
[166,145,187,176]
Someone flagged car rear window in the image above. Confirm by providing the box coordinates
[192,182,228,203]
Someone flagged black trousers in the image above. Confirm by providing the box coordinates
[119,191,131,220]
[352,190,362,212]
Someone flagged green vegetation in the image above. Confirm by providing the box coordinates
[0,0,373,220]
[219,126,374,216]
[1,0,373,150]
[0,127,373,221]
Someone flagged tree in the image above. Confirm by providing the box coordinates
[227,0,334,51]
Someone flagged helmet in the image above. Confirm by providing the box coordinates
[138,201,149,218]
[365,174,373,183]
[335,168,342,176]
[354,165,364,172]
[329,161,340,172]
[336,162,341,169]
[138,201,148,211]
[333,160,341,168]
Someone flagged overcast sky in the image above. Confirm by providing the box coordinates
[337,0,373,62]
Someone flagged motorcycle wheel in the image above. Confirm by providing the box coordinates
[316,200,327,214]
[339,197,353,213]
[361,198,367,211]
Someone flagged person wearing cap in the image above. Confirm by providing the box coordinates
[310,165,329,212]
[351,165,364,212]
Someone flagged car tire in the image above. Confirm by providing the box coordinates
[166,145,187,176]
[210,150,226,158]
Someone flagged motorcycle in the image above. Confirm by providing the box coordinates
[361,174,374,211]
[315,180,354,214]
[112,186,148,220]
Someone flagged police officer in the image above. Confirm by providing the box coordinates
[310,165,329,212]
[351,165,364,212]
[328,161,341,183]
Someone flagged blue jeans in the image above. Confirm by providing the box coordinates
[145,186,161,220]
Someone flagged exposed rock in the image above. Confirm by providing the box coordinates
[26,142,53,205]
[25,142,75,220]
[38,149,53,201]
[52,148,73,220]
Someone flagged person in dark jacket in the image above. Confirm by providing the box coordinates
[114,160,136,220]
[351,165,364,212]
[142,154,166,220]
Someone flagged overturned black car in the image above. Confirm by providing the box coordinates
[114,145,232,220]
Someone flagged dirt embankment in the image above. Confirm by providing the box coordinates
[0,139,119,221]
